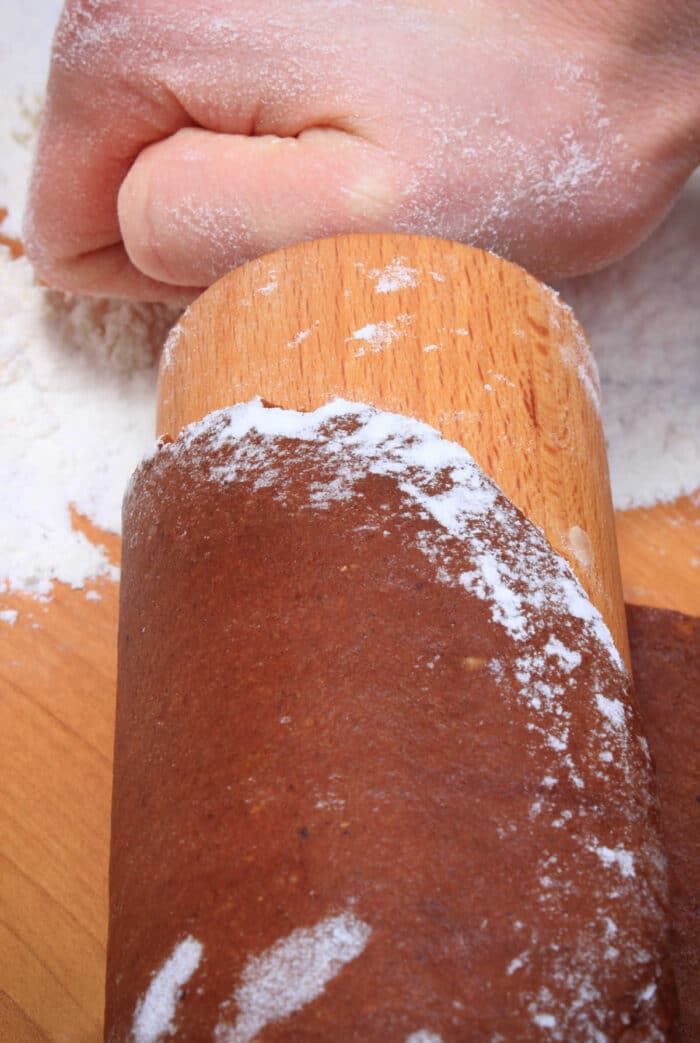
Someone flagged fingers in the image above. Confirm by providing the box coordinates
[23,0,194,298]
[23,0,395,299]
[25,238,199,304]
[117,126,398,287]
[23,89,194,299]
[25,61,395,299]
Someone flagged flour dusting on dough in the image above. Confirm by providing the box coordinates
[215,912,371,1043]
[131,935,203,1043]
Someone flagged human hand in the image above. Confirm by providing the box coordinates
[25,0,700,302]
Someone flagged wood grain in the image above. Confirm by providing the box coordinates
[159,234,628,665]
[616,493,700,616]
[0,517,119,1043]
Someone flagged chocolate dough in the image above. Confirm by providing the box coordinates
[628,605,700,1043]
[106,402,674,1042]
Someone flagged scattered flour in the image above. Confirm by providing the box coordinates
[255,269,279,296]
[348,319,404,354]
[405,1032,444,1043]
[544,635,582,671]
[506,950,530,976]
[595,692,627,730]
[286,326,314,349]
[366,257,420,293]
[589,844,636,879]
[0,608,18,626]
[161,315,187,371]
[531,1011,558,1030]
[215,912,371,1043]
[131,935,203,1043]
[0,250,177,599]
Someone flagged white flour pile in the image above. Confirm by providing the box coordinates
[0,253,177,597]
[1,2,698,613]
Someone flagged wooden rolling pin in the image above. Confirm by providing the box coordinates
[106,236,673,1041]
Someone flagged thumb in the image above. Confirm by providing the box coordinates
[117,126,399,287]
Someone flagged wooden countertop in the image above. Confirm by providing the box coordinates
[0,486,697,1040]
